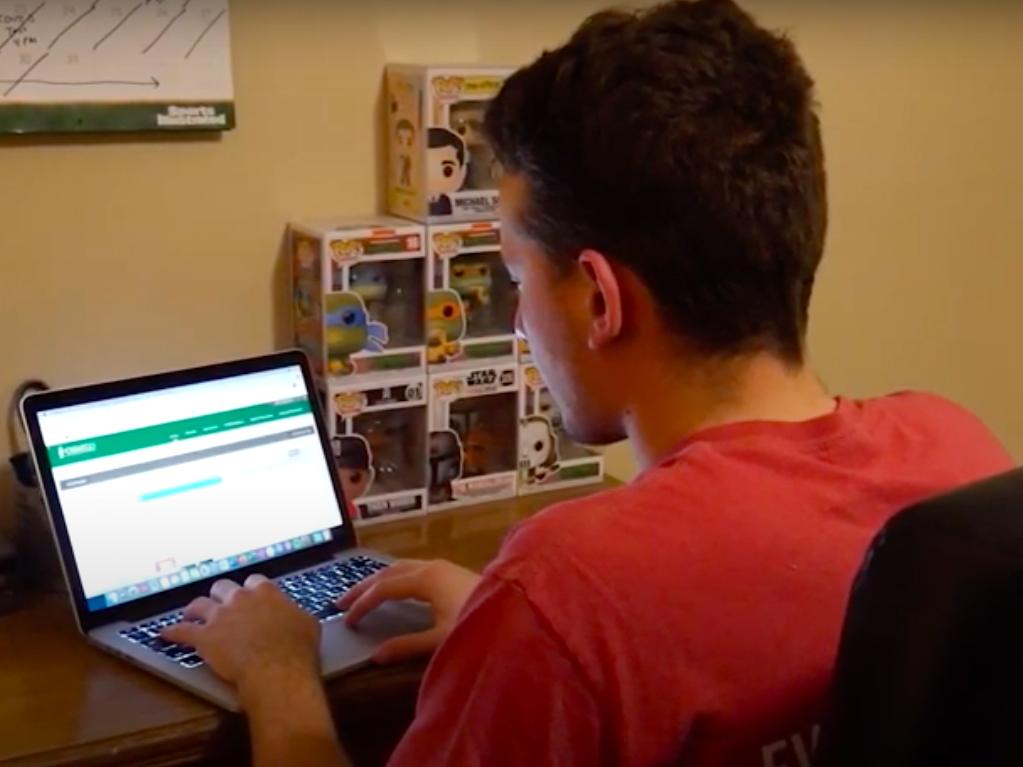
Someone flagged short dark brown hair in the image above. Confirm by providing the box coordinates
[485,0,827,362]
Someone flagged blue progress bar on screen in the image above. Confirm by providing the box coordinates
[140,477,222,502]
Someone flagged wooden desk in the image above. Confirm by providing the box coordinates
[0,481,615,767]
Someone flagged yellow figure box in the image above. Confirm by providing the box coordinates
[386,64,513,223]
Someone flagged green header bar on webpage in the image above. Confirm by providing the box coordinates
[48,397,311,468]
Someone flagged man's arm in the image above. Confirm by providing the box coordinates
[386,574,604,767]
[161,560,482,766]
[240,664,348,767]
[162,576,351,767]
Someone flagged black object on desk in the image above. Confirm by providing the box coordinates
[0,535,18,615]
[7,379,64,594]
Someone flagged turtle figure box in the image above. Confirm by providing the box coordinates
[291,216,427,380]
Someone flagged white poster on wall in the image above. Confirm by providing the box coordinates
[0,0,234,133]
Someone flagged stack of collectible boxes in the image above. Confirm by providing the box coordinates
[290,65,603,526]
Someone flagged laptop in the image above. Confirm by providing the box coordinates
[20,350,432,711]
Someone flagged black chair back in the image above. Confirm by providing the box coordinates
[816,468,1023,766]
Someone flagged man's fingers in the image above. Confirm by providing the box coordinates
[343,573,432,627]
[210,578,242,603]
[384,559,426,572]
[161,619,201,646]
[337,560,420,609]
[337,575,376,609]
[244,573,270,589]
[182,595,218,623]
[373,628,444,665]
[336,567,393,609]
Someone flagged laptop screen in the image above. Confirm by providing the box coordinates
[35,364,344,613]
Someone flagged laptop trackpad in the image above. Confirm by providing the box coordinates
[322,601,434,670]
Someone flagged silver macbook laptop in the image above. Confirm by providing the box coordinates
[20,350,431,710]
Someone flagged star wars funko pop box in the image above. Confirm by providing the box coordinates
[428,364,519,510]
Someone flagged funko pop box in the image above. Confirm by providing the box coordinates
[517,337,533,364]
[326,373,429,526]
[519,364,604,495]
[291,216,427,381]
[386,64,513,224]
[427,220,517,370]
[428,363,519,510]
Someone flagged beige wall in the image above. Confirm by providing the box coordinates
[1,1,1020,522]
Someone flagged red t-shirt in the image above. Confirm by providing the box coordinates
[388,394,1013,767]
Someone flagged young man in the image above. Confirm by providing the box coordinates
[165,0,1013,764]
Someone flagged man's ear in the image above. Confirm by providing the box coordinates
[578,249,623,350]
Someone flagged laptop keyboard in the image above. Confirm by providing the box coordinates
[117,555,389,670]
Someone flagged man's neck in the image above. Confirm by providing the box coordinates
[623,352,836,471]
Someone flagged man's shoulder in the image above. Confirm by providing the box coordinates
[486,484,616,571]
[484,392,1010,585]
[501,483,634,554]
[485,477,691,583]
[863,391,1007,451]
[866,390,980,421]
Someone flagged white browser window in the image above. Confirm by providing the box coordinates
[37,366,344,612]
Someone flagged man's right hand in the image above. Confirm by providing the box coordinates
[338,559,481,664]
